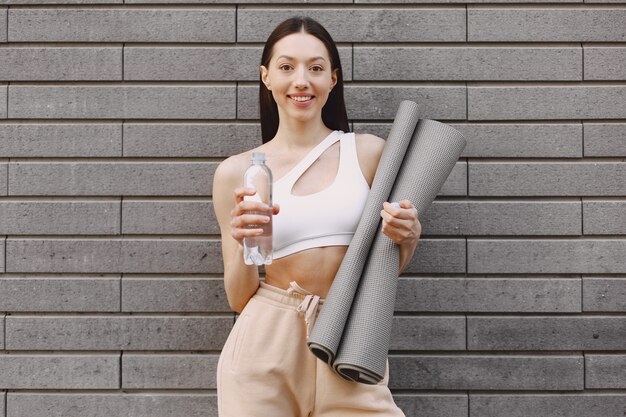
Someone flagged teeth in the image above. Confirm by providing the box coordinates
[291,96,313,102]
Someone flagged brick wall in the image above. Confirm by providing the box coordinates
[1,3,625,417]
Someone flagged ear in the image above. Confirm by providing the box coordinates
[330,68,338,90]
[260,65,271,90]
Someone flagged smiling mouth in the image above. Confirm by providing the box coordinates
[289,95,315,102]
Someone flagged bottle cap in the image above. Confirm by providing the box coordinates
[251,152,266,162]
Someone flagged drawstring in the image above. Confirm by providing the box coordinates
[287,281,321,338]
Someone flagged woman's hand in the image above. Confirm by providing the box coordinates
[230,186,280,246]
[380,200,421,246]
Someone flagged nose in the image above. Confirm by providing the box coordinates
[294,66,309,88]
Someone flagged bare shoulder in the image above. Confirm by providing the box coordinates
[214,152,247,190]
[354,132,386,187]
[355,132,385,147]
[214,146,265,188]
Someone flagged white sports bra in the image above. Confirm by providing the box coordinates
[272,130,370,259]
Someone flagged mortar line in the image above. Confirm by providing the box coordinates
[120,20,125,344]
[464,233,468,282]
[5,155,8,202]
[580,112,584,244]
[119,9,124,327]
[119,350,123,389]
[119,271,123,313]
[465,82,469,121]
[235,6,238,119]
[465,267,469,343]
[4,138,7,278]
[465,5,469,121]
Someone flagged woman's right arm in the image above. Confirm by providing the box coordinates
[212,157,262,314]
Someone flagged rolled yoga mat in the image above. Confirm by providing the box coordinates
[333,119,467,384]
[307,101,467,384]
[307,100,421,365]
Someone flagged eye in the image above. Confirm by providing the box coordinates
[279,64,292,71]
[311,65,324,72]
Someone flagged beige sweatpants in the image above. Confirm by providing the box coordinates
[216,280,406,417]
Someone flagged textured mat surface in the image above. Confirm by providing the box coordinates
[307,100,421,366]
[308,100,467,384]
[334,119,467,383]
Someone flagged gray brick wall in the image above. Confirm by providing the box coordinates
[0,1,624,416]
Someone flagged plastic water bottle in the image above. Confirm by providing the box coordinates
[243,152,273,265]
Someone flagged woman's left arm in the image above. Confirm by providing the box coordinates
[380,200,421,274]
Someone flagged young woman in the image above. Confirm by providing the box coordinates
[212,16,421,417]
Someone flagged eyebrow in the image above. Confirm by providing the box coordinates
[276,55,327,62]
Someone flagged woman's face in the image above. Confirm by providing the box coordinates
[260,32,338,123]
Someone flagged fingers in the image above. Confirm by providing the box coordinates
[233,186,277,213]
[380,200,421,244]
[233,186,256,201]
[232,200,271,216]
[230,213,268,241]
[231,213,271,227]
[231,225,264,241]
[231,187,270,214]
[382,200,418,220]
[380,208,413,231]
[230,186,273,243]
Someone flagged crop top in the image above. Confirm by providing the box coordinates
[272,130,371,259]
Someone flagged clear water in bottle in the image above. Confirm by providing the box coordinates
[243,152,273,265]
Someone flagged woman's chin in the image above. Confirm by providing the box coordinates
[284,107,317,120]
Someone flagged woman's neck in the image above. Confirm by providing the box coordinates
[272,120,334,152]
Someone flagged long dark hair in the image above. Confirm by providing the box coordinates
[259,16,350,144]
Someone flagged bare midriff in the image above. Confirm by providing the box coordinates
[264,245,349,299]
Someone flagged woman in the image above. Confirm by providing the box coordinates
[212,16,421,417]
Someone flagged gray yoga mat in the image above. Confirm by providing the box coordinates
[333,119,467,383]
[307,100,421,366]
[308,101,467,384]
